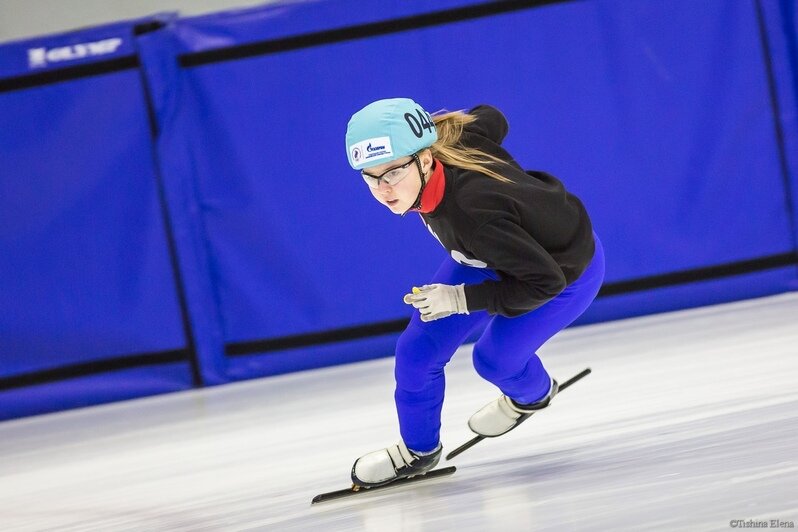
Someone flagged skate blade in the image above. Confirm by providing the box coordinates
[311,466,456,504]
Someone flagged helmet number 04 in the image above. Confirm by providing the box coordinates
[404,109,435,138]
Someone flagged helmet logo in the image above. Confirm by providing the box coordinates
[349,136,393,166]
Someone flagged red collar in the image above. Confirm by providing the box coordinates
[416,159,445,214]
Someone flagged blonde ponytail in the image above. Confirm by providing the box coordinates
[430,111,513,183]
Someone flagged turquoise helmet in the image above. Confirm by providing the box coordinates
[345,98,438,170]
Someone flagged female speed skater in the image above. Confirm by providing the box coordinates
[344,98,605,487]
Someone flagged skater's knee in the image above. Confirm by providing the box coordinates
[472,344,503,383]
[395,355,440,394]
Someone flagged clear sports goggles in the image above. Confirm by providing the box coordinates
[360,154,419,189]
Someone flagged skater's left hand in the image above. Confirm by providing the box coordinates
[403,284,469,322]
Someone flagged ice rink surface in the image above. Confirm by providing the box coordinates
[1,293,796,531]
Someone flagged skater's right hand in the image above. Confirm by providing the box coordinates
[403,284,469,322]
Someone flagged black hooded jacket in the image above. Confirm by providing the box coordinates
[420,105,595,317]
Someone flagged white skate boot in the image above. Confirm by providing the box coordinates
[468,379,559,437]
[351,441,442,488]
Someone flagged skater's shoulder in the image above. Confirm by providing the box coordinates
[447,170,516,219]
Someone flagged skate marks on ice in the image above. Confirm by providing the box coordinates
[0,293,796,530]
[438,396,798,531]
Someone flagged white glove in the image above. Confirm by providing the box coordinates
[403,284,469,322]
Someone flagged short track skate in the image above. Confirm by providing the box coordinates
[446,367,592,460]
[311,466,456,504]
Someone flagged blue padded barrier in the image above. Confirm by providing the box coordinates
[0,0,796,420]
[139,0,797,381]
[757,0,798,281]
[0,15,195,420]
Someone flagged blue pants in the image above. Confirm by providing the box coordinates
[394,234,605,452]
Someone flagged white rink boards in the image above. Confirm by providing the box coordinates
[0,293,796,531]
